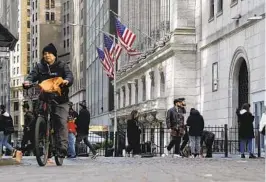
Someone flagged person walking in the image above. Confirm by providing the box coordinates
[76,100,98,159]
[163,98,186,157]
[67,114,77,158]
[0,105,21,161]
[126,110,141,157]
[21,103,35,155]
[186,108,204,158]
[238,103,256,158]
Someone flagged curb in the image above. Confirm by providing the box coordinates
[0,159,20,166]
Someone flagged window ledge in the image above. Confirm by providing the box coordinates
[230,1,238,8]
[216,11,223,17]
[208,17,214,23]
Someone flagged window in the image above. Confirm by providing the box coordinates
[27,0,30,6]
[36,12,37,21]
[81,8,84,19]
[32,26,34,34]
[64,3,66,11]
[17,56,19,63]
[27,33,30,41]
[35,37,37,46]
[35,25,37,33]
[17,79,19,86]
[63,28,66,36]
[14,116,19,125]
[67,39,69,47]
[122,86,126,107]
[80,43,83,54]
[67,1,70,9]
[51,0,55,8]
[13,56,15,64]
[14,102,19,111]
[32,2,34,10]
[32,39,34,47]
[46,0,49,9]
[64,15,66,23]
[32,14,34,22]
[128,83,131,106]
[13,68,15,75]
[67,14,69,22]
[46,12,49,21]
[35,50,37,58]
[51,12,55,21]
[212,62,218,92]
[27,9,30,16]
[142,76,146,101]
[149,71,155,99]
[64,40,66,48]
[13,80,15,86]
[209,0,214,20]
[27,43,30,51]
[36,0,37,8]
[160,72,165,97]
[17,67,19,74]
[217,0,223,13]
[27,21,30,28]
[135,79,138,104]
[67,26,69,34]
[17,44,19,51]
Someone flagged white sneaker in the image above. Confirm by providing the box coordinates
[162,150,169,157]
[189,155,195,158]
[173,154,182,158]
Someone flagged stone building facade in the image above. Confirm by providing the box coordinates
[113,0,265,152]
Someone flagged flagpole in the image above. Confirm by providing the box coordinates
[110,9,157,43]
[68,22,118,157]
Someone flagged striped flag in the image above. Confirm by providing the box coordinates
[115,18,141,56]
[96,47,113,78]
[103,34,122,62]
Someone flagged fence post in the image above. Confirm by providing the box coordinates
[114,131,118,157]
[104,131,109,157]
[159,122,164,156]
[257,129,261,158]
[224,124,228,157]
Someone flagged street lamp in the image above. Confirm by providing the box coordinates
[68,23,118,157]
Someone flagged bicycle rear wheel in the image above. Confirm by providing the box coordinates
[35,116,50,166]
[55,155,64,166]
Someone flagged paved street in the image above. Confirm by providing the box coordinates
[0,156,264,182]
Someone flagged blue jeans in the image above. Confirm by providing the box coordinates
[240,139,253,154]
[0,131,14,156]
[67,133,76,157]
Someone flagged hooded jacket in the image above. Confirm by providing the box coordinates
[238,109,254,139]
[186,110,204,136]
[26,58,74,104]
[76,108,90,135]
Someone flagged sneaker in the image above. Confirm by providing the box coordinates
[249,153,256,158]
[173,154,182,158]
[91,153,99,159]
[162,150,169,157]
[189,155,195,158]
[241,154,245,158]
[133,154,141,158]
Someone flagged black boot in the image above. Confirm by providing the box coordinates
[241,154,245,158]
[249,153,256,158]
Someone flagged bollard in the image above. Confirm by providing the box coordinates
[224,124,228,157]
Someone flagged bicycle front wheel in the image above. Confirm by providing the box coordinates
[35,116,50,166]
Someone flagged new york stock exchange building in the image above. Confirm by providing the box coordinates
[108,0,265,155]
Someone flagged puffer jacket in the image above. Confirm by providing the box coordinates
[26,58,74,104]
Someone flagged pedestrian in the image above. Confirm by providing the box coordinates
[0,105,22,162]
[163,98,186,157]
[76,100,98,159]
[21,103,35,156]
[126,110,141,157]
[68,102,78,119]
[186,108,204,158]
[67,114,77,158]
[200,130,215,158]
[238,103,256,158]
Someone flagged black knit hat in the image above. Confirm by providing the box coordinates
[42,43,57,57]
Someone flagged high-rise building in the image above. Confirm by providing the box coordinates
[0,0,18,112]
[86,0,118,126]
[61,0,86,110]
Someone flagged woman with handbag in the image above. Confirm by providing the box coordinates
[0,105,21,161]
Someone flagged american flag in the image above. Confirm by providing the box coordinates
[96,47,113,78]
[103,34,122,62]
[115,18,141,56]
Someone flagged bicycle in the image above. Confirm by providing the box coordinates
[23,82,65,166]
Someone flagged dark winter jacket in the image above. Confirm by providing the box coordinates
[166,106,185,129]
[26,58,74,104]
[238,109,255,139]
[186,110,204,136]
[76,108,90,135]
[200,130,215,146]
[1,112,14,135]
[127,119,141,143]
[24,111,35,131]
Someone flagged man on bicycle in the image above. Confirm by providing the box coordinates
[23,43,74,157]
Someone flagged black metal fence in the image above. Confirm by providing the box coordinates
[11,124,264,158]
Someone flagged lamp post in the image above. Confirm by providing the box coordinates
[68,23,118,157]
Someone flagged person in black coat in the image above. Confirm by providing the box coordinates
[186,108,204,158]
[75,100,98,159]
[126,110,141,156]
[23,43,74,157]
[238,103,256,158]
